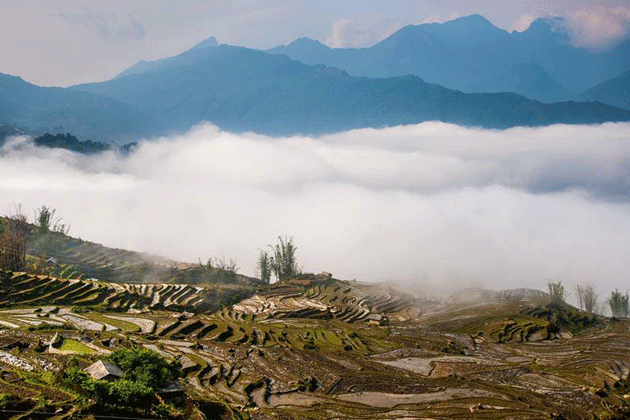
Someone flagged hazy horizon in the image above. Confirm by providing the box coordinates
[1,1,629,86]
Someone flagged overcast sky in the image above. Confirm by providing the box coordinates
[1,0,630,86]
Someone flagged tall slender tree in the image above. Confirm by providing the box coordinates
[268,236,300,282]
[257,250,272,284]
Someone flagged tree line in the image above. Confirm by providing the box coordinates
[256,236,301,284]
[34,133,138,155]
[548,279,629,317]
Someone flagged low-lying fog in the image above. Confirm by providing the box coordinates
[1,122,629,296]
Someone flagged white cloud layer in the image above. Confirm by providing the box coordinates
[568,6,630,47]
[1,122,629,296]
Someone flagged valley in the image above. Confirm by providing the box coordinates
[0,232,627,419]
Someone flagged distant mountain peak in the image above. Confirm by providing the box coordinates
[289,37,326,47]
[190,36,219,51]
[266,37,331,57]
[284,37,331,52]
[446,14,495,28]
[522,17,570,40]
[380,13,507,49]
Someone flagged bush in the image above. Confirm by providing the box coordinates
[35,205,69,235]
[608,290,629,318]
[64,365,90,385]
[153,403,185,419]
[108,347,181,390]
[109,379,153,406]
[64,348,182,409]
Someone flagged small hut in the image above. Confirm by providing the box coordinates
[85,360,124,382]
[366,313,388,326]
[156,381,186,404]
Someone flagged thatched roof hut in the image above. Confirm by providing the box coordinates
[85,360,124,382]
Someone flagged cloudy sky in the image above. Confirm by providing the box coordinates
[1,0,630,86]
[1,122,629,299]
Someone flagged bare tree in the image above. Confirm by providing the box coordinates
[0,210,29,271]
[575,284,598,313]
[209,256,240,283]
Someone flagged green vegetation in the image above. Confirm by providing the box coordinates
[88,314,140,332]
[257,250,272,284]
[0,271,256,313]
[58,339,95,354]
[64,348,181,410]
[1,213,629,419]
[193,256,240,284]
[608,289,629,318]
[108,348,181,390]
[0,274,625,419]
[34,133,112,155]
[269,236,300,282]
[547,280,567,304]
[35,205,68,235]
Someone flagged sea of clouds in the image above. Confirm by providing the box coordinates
[1,122,629,296]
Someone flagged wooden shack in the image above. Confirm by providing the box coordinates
[156,381,186,404]
[365,313,388,326]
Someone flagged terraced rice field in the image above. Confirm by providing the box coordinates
[0,271,213,312]
[28,232,182,283]
[27,230,258,286]
[234,281,422,324]
[57,338,95,354]
[0,270,627,419]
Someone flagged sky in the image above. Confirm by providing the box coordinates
[1,0,630,86]
[1,122,629,300]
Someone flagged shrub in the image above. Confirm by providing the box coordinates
[108,347,181,390]
[608,290,629,318]
[109,379,153,406]
[64,348,182,410]
[64,365,90,385]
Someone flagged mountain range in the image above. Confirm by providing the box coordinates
[0,73,159,141]
[580,70,630,111]
[268,15,630,104]
[0,15,629,141]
